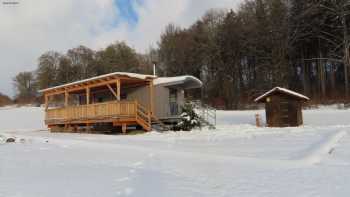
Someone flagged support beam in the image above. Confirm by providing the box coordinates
[86,87,90,105]
[343,6,349,99]
[122,123,127,134]
[86,123,92,133]
[64,90,69,107]
[107,84,118,100]
[44,94,49,111]
[45,79,121,97]
[116,79,121,101]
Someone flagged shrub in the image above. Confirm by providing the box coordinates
[175,103,201,131]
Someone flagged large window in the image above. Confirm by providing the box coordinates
[169,89,178,115]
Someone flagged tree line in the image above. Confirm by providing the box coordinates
[13,0,350,109]
[13,42,154,103]
[156,0,350,109]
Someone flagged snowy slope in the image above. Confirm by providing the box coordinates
[0,106,45,131]
[1,106,350,196]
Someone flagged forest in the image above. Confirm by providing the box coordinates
[11,0,350,109]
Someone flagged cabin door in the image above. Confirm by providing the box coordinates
[169,89,178,116]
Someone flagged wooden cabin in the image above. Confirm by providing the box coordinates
[39,72,202,133]
[254,87,309,127]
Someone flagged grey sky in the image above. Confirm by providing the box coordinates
[0,0,242,96]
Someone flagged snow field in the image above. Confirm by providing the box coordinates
[1,106,350,196]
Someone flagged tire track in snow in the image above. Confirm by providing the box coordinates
[295,130,347,165]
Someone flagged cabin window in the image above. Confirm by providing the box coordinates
[121,93,127,100]
[169,89,178,115]
[79,95,86,105]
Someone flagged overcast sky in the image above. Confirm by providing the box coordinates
[0,0,242,96]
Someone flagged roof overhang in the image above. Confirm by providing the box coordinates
[153,76,202,89]
[39,72,156,94]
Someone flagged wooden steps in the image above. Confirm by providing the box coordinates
[151,115,170,131]
[136,103,152,131]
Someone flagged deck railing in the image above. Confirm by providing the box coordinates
[46,101,137,124]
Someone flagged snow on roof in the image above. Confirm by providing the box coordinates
[254,87,310,102]
[39,72,156,93]
[153,75,202,89]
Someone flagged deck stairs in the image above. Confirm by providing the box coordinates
[151,115,171,131]
[136,103,170,131]
[135,103,152,131]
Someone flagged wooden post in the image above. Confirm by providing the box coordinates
[135,100,138,116]
[44,94,49,111]
[255,114,261,127]
[122,123,127,134]
[343,5,349,100]
[86,87,90,104]
[64,90,69,107]
[345,59,349,99]
[148,111,151,128]
[116,79,121,101]
[107,84,118,100]
[86,122,92,133]
[86,87,91,120]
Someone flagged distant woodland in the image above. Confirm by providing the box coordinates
[0,93,12,107]
[11,0,350,109]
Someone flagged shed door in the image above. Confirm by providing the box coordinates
[288,101,299,126]
[280,99,290,126]
[169,89,178,116]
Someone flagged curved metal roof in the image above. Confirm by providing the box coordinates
[153,76,202,89]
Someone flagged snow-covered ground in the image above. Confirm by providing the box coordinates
[1,106,350,196]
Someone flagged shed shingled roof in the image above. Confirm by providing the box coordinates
[254,87,310,102]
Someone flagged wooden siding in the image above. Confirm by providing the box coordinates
[265,94,304,127]
[127,84,184,119]
[127,86,150,112]
[154,85,170,118]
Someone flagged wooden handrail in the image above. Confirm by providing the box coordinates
[46,100,154,132]
[137,103,148,113]
[46,101,136,121]
[135,102,152,131]
[47,100,134,111]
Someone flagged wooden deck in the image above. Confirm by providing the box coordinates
[46,101,152,131]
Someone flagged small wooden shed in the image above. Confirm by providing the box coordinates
[254,87,309,127]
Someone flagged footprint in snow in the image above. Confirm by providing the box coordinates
[124,187,134,196]
[116,188,134,196]
[115,177,130,182]
[132,161,144,168]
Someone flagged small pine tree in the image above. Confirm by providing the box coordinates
[175,103,201,131]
